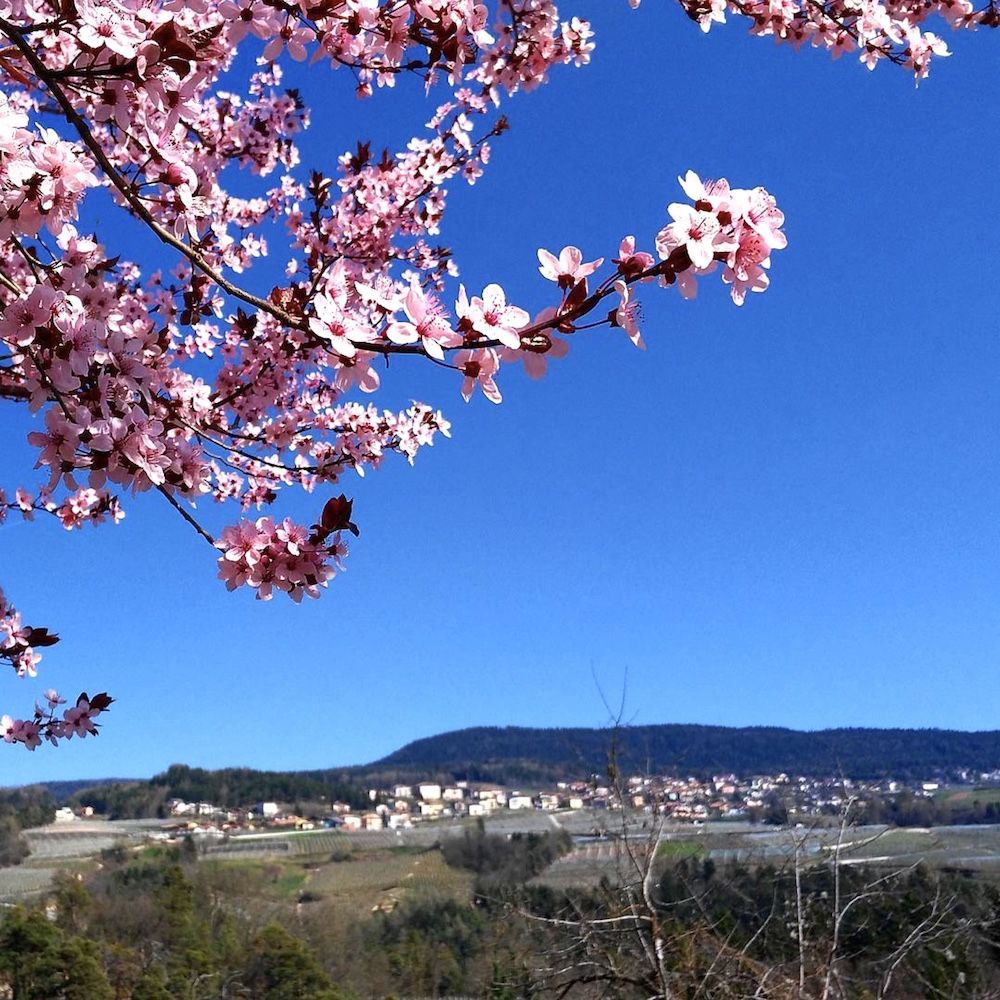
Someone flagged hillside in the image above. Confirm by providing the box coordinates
[364,724,1000,785]
[48,765,372,819]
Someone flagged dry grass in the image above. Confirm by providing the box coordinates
[302,846,473,915]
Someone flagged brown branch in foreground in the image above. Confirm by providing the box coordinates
[157,485,216,547]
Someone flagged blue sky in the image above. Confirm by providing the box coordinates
[2,2,999,784]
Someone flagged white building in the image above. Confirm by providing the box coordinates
[477,788,507,807]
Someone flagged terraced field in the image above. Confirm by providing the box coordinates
[23,832,124,859]
[20,819,155,859]
[0,865,57,903]
[201,823,464,859]
[532,823,1000,890]
[532,839,635,889]
[831,825,1000,872]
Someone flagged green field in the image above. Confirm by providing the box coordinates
[936,786,1000,807]
[655,839,706,861]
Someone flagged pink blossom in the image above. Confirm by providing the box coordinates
[385,283,462,360]
[455,285,529,350]
[75,0,147,58]
[14,490,34,520]
[0,285,58,348]
[455,348,502,403]
[612,280,645,349]
[723,262,770,304]
[537,246,604,289]
[216,516,337,601]
[263,22,313,62]
[656,203,737,269]
[743,187,787,251]
[613,237,656,280]
[677,171,734,212]
[309,293,364,358]
[218,0,281,42]
[13,720,41,750]
[62,697,100,738]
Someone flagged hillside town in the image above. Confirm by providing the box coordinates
[62,769,999,839]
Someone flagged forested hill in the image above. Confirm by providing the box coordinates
[40,765,373,818]
[365,724,1000,784]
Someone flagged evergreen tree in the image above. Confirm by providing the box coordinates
[241,924,345,1000]
[0,908,113,1000]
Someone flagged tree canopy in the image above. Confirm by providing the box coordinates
[0,0,994,750]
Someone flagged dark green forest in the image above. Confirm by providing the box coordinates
[0,787,54,866]
[859,790,1000,827]
[439,820,572,886]
[368,724,1000,784]
[63,764,372,819]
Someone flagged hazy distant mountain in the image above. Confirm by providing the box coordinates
[0,778,138,802]
[364,724,1000,784]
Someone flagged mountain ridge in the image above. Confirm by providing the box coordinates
[367,723,1000,784]
[10,723,1000,805]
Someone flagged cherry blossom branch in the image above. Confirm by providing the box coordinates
[0,0,988,742]
[0,18,302,328]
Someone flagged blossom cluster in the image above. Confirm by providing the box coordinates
[2,590,112,746]
[1,485,124,530]
[655,171,786,305]
[659,0,992,78]
[216,515,341,601]
[1,690,111,751]
[0,95,96,241]
[0,588,56,680]
[0,0,986,746]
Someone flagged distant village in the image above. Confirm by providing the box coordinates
[52,768,1000,836]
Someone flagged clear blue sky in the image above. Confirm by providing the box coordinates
[3,3,998,784]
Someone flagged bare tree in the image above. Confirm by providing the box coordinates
[506,734,993,999]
